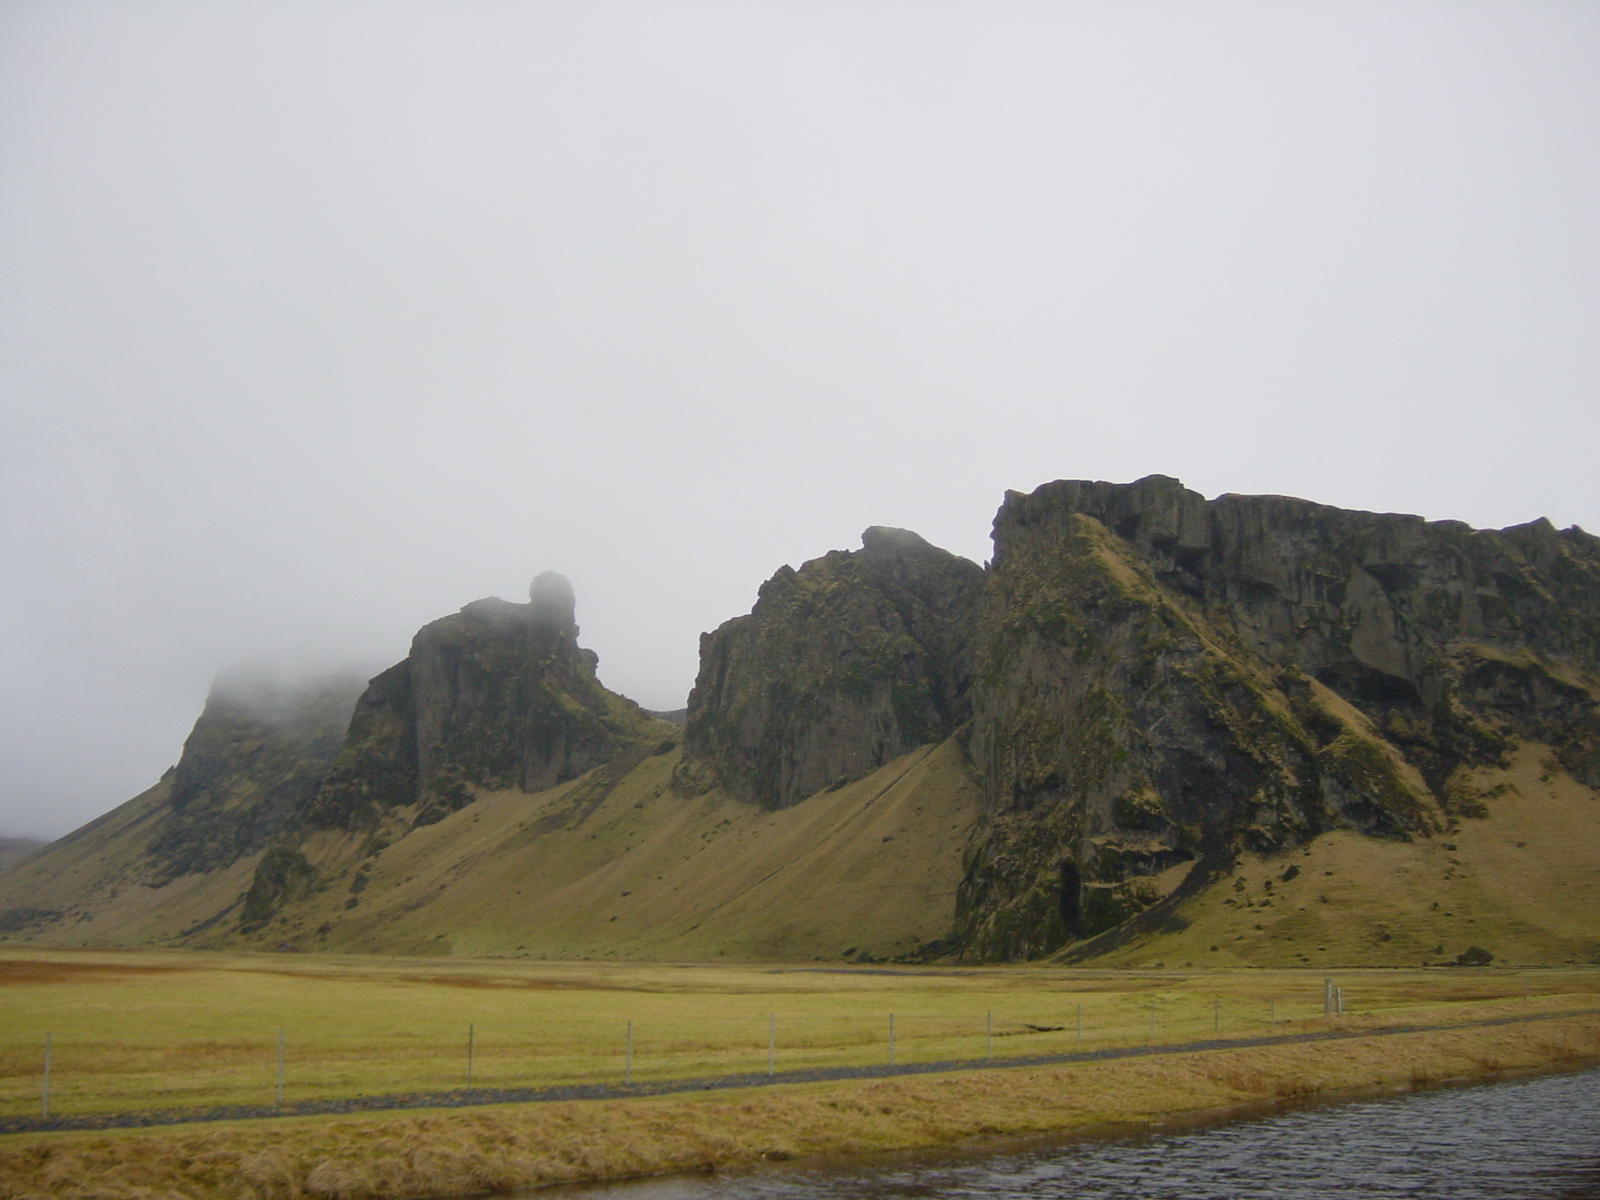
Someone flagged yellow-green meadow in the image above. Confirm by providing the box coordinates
[3,947,1596,1120]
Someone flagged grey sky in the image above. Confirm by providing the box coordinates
[2,1,1596,839]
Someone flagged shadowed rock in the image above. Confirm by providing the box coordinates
[302,573,661,832]
[683,527,985,809]
[146,667,366,881]
[957,475,1600,959]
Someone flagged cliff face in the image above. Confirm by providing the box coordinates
[237,574,670,934]
[683,527,985,809]
[145,668,366,880]
[958,475,1600,959]
[301,573,663,833]
[10,476,1598,966]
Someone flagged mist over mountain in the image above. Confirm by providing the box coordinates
[4,2,1597,848]
[3,477,1596,968]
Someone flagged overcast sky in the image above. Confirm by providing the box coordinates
[2,1,1596,839]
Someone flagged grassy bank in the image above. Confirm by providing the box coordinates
[2,1011,1599,1199]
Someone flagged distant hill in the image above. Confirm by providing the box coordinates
[3,476,1597,967]
[0,838,45,874]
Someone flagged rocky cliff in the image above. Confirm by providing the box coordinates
[144,667,367,881]
[682,527,985,808]
[301,572,666,834]
[236,574,672,934]
[6,477,1598,968]
[957,475,1600,959]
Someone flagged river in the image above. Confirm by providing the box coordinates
[547,1065,1600,1199]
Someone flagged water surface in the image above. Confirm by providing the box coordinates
[553,1065,1600,1199]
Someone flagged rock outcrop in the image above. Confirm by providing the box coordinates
[145,667,366,880]
[683,527,985,808]
[9,476,1599,967]
[237,574,671,933]
[300,572,665,832]
[957,475,1600,959]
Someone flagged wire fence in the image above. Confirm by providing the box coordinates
[0,981,1573,1119]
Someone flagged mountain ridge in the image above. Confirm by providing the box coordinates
[3,476,1596,967]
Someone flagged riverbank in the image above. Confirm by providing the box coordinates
[4,1009,1599,1199]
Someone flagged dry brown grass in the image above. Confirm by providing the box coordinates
[3,1013,1599,1200]
[0,963,186,987]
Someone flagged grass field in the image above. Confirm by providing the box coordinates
[2,1010,1599,1199]
[3,947,1597,1120]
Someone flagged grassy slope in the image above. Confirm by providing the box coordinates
[1087,740,1600,969]
[223,740,981,962]
[0,780,262,947]
[8,734,1594,969]
[0,840,46,875]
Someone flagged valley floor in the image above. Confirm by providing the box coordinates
[1,950,1598,1198]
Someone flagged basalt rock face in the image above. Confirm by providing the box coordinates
[683,527,985,809]
[144,668,366,882]
[237,574,668,934]
[301,572,661,832]
[957,475,1600,960]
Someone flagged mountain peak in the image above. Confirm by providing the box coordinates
[528,570,578,635]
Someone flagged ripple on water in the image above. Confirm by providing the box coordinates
[550,1066,1600,1200]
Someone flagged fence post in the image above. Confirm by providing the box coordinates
[625,1020,633,1085]
[985,1010,992,1060]
[888,1013,896,1066]
[767,1013,775,1076]
[41,1033,51,1118]
[1324,978,1333,1015]
[276,1028,285,1105]
[466,1023,475,1087]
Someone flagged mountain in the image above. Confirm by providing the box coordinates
[233,572,678,937]
[957,475,1600,962]
[0,666,365,944]
[0,838,46,874]
[3,477,1597,967]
